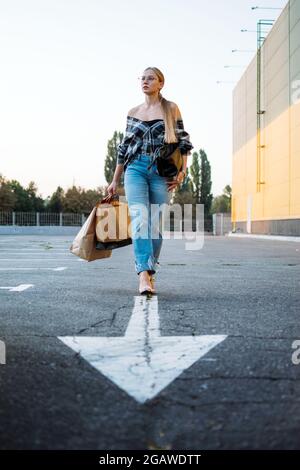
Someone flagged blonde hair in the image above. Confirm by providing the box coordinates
[143,66,178,143]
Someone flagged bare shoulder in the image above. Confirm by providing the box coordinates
[169,101,182,119]
[169,101,178,110]
[127,104,143,118]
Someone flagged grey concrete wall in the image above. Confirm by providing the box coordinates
[235,218,300,236]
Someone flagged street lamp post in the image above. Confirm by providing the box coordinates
[239,18,276,191]
[256,19,275,191]
[251,6,283,10]
[241,29,269,33]
[232,49,256,53]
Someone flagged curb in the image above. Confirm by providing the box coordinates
[228,232,300,242]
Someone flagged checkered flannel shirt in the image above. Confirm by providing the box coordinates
[117,115,194,172]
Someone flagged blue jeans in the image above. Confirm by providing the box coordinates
[124,154,170,276]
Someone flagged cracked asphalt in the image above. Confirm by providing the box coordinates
[0,233,299,450]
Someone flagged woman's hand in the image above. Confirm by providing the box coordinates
[166,171,186,192]
[106,180,118,196]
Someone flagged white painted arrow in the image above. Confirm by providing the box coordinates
[0,284,34,292]
[58,296,227,404]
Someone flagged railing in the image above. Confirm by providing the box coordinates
[0,211,215,232]
[0,212,86,227]
[212,212,232,235]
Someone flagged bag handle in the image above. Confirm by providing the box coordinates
[99,193,119,204]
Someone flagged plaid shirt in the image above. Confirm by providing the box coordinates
[117,115,194,171]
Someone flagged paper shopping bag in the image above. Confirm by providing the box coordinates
[70,205,112,261]
[95,194,132,250]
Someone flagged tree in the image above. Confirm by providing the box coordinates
[81,187,106,212]
[7,180,32,211]
[4,179,45,211]
[188,149,213,231]
[47,186,65,212]
[104,131,124,188]
[189,152,201,203]
[26,181,45,212]
[61,185,105,214]
[173,167,194,205]
[199,149,213,217]
[211,185,232,213]
[0,174,16,211]
[224,184,232,204]
[0,175,111,214]
[63,186,86,213]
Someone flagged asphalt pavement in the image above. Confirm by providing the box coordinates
[0,233,299,450]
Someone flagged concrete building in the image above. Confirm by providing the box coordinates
[232,0,300,235]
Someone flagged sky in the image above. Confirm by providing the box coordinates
[0,0,286,200]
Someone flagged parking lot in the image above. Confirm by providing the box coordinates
[0,233,299,449]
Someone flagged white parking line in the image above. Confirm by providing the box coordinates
[0,249,68,251]
[0,267,68,271]
[0,258,74,261]
[0,284,34,292]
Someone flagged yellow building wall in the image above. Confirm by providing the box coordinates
[232,0,300,230]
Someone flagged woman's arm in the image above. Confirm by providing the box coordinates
[106,163,124,195]
[112,163,124,184]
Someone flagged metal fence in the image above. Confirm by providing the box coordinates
[212,212,232,235]
[0,211,216,233]
[0,212,86,227]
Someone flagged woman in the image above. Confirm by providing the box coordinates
[107,66,194,295]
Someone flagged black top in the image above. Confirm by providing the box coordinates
[140,119,164,123]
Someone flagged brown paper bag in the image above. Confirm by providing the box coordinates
[95,194,132,243]
[70,205,112,262]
